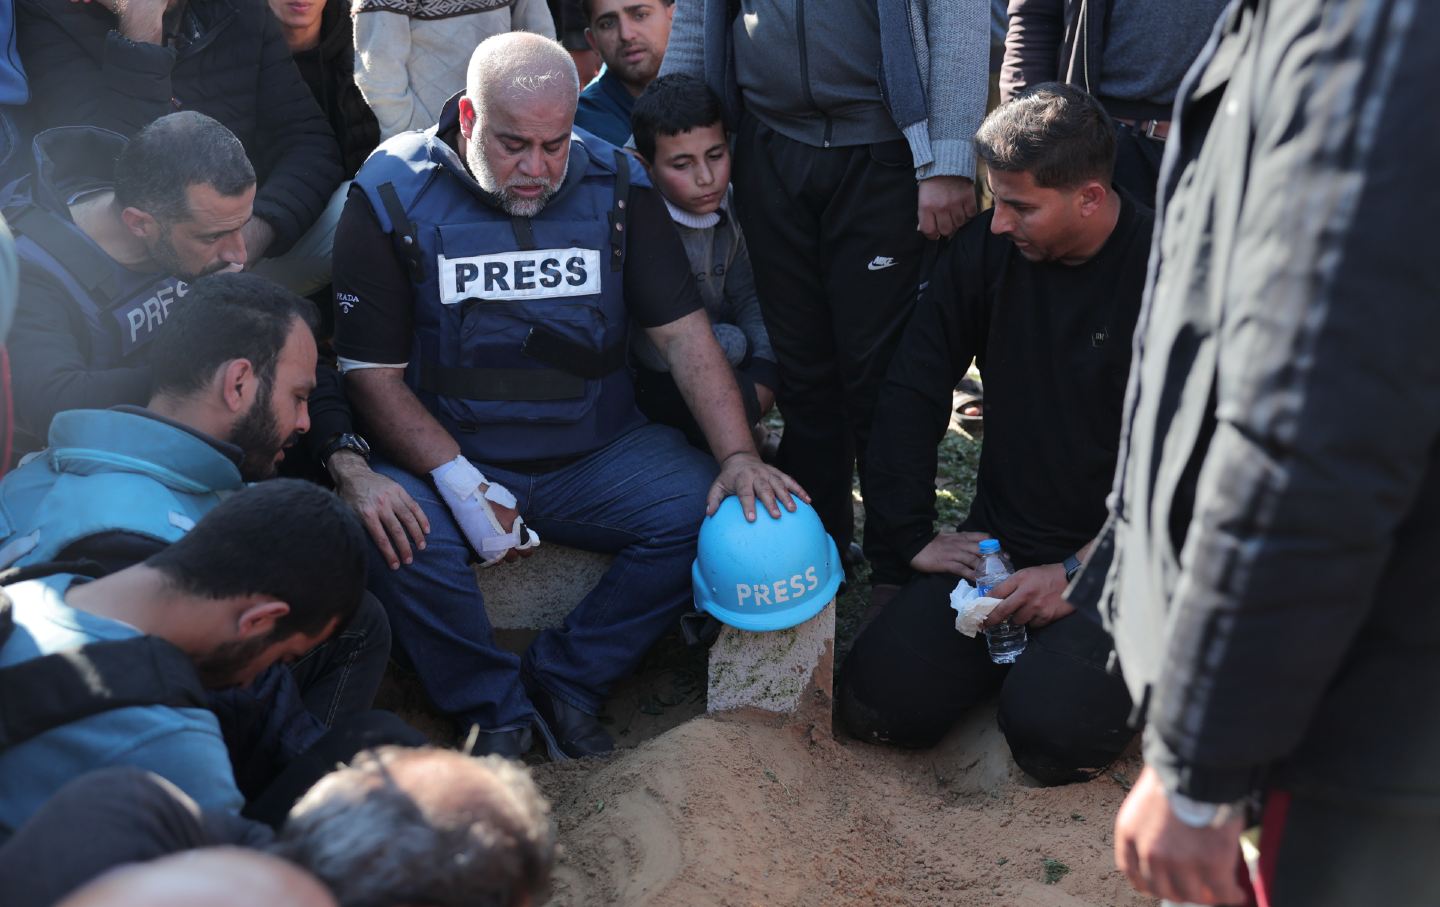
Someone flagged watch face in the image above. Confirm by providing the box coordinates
[325,433,370,462]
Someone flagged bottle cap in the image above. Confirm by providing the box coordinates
[978,539,1000,554]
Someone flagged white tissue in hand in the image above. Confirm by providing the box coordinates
[949,578,1003,637]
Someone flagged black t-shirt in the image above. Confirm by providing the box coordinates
[332,156,703,366]
[867,192,1154,573]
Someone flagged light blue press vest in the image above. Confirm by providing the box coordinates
[352,124,648,463]
[0,409,242,569]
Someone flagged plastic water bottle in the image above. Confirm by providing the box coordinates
[975,538,1027,664]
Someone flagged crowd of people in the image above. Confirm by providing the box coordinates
[0,0,1431,904]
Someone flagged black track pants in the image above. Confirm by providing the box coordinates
[838,573,1136,785]
[731,115,929,550]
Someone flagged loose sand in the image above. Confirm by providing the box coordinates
[531,703,1154,907]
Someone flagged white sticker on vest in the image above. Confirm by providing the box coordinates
[437,248,602,305]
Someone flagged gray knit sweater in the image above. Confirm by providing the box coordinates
[659,0,989,180]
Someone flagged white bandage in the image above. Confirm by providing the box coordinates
[431,455,541,567]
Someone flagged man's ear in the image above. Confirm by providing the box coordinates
[584,27,598,53]
[458,96,478,140]
[218,357,257,415]
[237,600,290,640]
[120,206,159,241]
[1077,180,1108,217]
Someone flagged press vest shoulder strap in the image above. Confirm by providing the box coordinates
[8,204,122,299]
[0,564,208,754]
[377,181,425,283]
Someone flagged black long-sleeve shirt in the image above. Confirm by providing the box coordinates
[866,193,1152,574]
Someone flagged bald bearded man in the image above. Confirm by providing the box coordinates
[334,33,807,761]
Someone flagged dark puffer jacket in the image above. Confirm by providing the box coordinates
[293,0,379,177]
[16,0,342,255]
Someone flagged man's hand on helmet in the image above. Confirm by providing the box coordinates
[706,451,810,522]
[431,455,540,567]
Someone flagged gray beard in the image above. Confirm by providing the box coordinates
[467,138,567,218]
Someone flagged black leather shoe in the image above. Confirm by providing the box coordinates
[465,725,533,759]
[524,678,614,759]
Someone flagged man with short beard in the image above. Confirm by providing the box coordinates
[1,111,253,454]
[573,0,674,146]
[336,32,805,759]
[0,272,318,579]
[0,480,369,833]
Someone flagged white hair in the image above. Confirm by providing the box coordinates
[465,31,579,118]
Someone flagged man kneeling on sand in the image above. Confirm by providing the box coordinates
[840,84,1152,786]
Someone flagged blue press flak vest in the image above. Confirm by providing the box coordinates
[353,126,649,464]
[1,187,190,369]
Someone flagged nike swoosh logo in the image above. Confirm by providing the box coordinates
[867,256,897,271]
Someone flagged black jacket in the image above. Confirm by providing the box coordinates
[293,0,379,178]
[16,0,343,254]
[1079,0,1440,809]
[1000,0,1113,110]
[2,126,354,461]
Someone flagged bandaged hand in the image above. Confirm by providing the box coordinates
[430,455,540,567]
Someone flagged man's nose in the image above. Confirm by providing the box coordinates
[518,147,544,177]
[222,229,247,266]
[990,206,1012,236]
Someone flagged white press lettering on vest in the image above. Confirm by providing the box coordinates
[733,565,820,608]
[438,248,602,305]
[124,281,189,343]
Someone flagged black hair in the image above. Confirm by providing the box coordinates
[146,479,367,637]
[149,272,318,400]
[975,82,1117,189]
[114,111,256,223]
[630,73,725,164]
[580,0,674,27]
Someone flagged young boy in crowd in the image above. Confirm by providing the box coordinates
[628,74,778,453]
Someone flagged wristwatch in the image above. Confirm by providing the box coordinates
[1167,789,1246,828]
[320,432,371,469]
[1063,553,1083,582]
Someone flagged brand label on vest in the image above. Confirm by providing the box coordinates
[438,248,601,305]
[734,566,821,608]
[114,279,190,358]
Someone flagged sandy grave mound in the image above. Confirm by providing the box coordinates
[533,706,1154,907]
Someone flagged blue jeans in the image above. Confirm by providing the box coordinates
[367,422,717,731]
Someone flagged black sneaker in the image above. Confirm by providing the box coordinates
[524,676,615,760]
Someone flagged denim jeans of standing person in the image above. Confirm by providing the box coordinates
[366,422,717,733]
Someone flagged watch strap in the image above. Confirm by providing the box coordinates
[1063,554,1082,581]
[1168,789,1245,828]
[321,432,370,468]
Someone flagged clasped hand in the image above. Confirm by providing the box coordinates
[981,564,1074,629]
[910,532,1074,628]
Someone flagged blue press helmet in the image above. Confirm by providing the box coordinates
[691,496,843,631]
